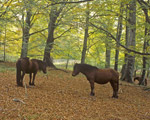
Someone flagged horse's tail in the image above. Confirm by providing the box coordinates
[110,69,119,81]
[16,60,22,86]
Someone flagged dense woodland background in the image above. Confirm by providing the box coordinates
[1,0,150,84]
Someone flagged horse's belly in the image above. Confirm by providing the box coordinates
[25,70,34,74]
[95,75,111,84]
[95,79,109,84]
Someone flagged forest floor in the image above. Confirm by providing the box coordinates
[0,62,150,120]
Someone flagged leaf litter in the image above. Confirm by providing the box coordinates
[0,66,150,120]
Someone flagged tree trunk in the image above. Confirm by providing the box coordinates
[43,1,64,67]
[81,2,89,64]
[66,57,69,69]
[137,0,150,85]
[120,5,130,81]
[4,23,6,62]
[21,10,32,58]
[114,2,123,71]
[105,48,111,68]
[122,0,136,83]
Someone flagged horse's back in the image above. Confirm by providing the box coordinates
[16,57,30,72]
[109,69,119,82]
[30,59,39,71]
[95,68,119,84]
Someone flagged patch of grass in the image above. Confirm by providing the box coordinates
[25,114,39,120]
[0,63,16,72]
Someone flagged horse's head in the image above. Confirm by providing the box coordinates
[72,63,80,76]
[42,62,47,74]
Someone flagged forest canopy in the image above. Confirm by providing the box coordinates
[0,0,150,83]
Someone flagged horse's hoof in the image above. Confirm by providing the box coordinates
[31,83,35,86]
[90,93,95,96]
[112,96,118,99]
[17,84,23,87]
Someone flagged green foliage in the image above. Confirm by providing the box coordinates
[0,0,149,70]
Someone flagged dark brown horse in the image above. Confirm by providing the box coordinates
[16,57,47,86]
[134,76,147,86]
[72,63,119,98]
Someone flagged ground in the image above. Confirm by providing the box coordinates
[0,62,150,120]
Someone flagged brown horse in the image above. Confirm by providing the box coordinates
[72,63,119,98]
[134,76,147,86]
[16,57,47,87]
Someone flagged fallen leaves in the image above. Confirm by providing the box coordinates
[0,66,150,120]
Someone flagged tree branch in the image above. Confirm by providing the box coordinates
[90,22,150,56]
[29,28,48,36]
[54,27,72,40]
[51,0,93,5]
[45,0,93,8]
[0,0,13,17]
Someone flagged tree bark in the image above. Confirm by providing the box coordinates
[21,4,32,58]
[43,1,64,67]
[114,2,123,71]
[137,0,150,85]
[81,2,89,64]
[121,0,136,83]
[120,4,130,81]
[105,48,111,68]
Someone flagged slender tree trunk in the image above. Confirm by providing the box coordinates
[81,2,89,64]
[114,2,123,71]
[4,23,6,62]
[146,60,150,78]
[105,48,111,68]
[120,5,129,81]
[66,56,69,69]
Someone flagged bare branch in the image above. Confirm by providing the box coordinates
[90,22,150,56]
[54,27,72,40]
[29,28,48,36]
[0,0,13,17]
[50,0,93,5]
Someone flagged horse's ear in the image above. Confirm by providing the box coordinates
[74,63,79,66]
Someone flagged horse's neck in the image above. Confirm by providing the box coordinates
[28,60,33,69]
[79,67,88,76]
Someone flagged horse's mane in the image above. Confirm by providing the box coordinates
[77,63,98,72]
[31,59,45,70]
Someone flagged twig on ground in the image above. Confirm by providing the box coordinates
[12,98,25,104]
[24,82,28,98]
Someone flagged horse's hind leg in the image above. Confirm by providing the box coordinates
[20,72,25,86]
[110,81,119,98]
[145,79,147,86]
[89,80,95,96]
[29,73,32,85]
[31,73,37,86]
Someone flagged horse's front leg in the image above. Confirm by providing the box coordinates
[89,80,95,96]
[31,73,37,86]
[20,72,25,87]
[29,73,32,85]
[110,81,119,98]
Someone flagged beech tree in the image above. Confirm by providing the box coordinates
[81,2,89,64]
[21,0,32,58]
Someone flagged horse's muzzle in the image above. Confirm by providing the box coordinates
[72,73,76,76]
